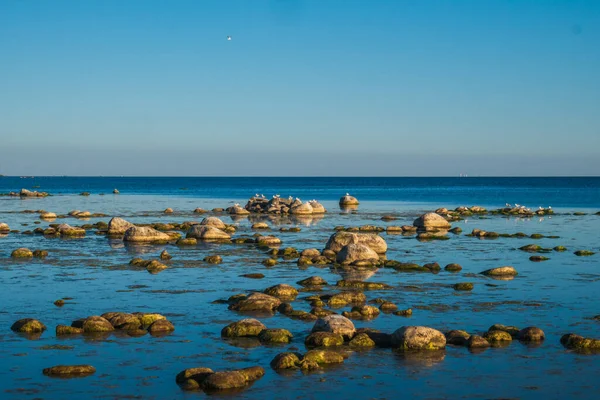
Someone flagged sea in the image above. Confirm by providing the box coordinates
[0,176,599,399]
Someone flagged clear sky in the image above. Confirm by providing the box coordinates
[1,0,599,176]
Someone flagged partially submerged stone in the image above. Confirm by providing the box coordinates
[148,319,175,334]
[391,326,446,350]
[297,276,328,287]
[467,335,490,349]
[413,213,451,231]
[258,328,292,344]
[305,331,344,347]
[221,319,266,338]
[349,333,376,347]
[187,225,230,241]
[480,266,518,277]
[311,315,356,340]
[339,194,359,206]
[325,231,387,253]
[483,330,512,343]
[327,291,366,308]
[445,330,470,346]
[518,327,545,342]
[228,293,281,313]
[303,349,345,364]
[270,352,301,370]
[56,325,84,335]
[123,226,171,243]
[200,367,265,392]
[264,284,298,301]
[11,318,46,333]
[560,333,600,350]
[107,217,135,236]
[453,282,474,291]
[199,216,226,229]
[336,243,380,265]
[11,248,33,258]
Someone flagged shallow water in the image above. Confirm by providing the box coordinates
[1,179,600,399]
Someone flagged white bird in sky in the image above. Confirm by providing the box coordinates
[227,36,232,41]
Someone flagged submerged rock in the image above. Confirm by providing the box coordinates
[43,365,96,377]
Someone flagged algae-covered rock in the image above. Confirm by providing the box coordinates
[453,282,474,291]
[11,318,46,333]
[258,328,292,344]
[176,367,214,383]
[297,276,328,287]
[228,292,281,313]
[303,349,344,364]
[483,330,512,343]
[56,325,84,335]
[77,316,114,333]
[204,255,223,264]
[134,312,166,327]
[560,333,600,350]
[43,365,96,377]
[148,319,175,334]
[391,326,446,350]
[444,263,462,272]
[327,291,367,307]
[518,327,545,342]
[305,331,344,347]
[349,333,376,347]
[270,352,301,370]
[221,318,266,337]
[488,324,520,337]
[201,367,264,391]
[11,248,33,258]
[574,250,595,256]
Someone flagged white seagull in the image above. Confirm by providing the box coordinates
[227,36,232,41]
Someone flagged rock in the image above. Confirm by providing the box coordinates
[160,250,172,260]
[297,276,327,287]
[176,367,214,383]
[517,327,545,342]
[164,208,174,214]
[342,305,380,320]
[290,202,313,215]
[123,226,171,243]
[56,224,86,237]
[487,324,520,337]
[336,280,390,290]
[251,222,269,230]
[11,318,46,333]
[445,330,470,346]
[391,326,446,350]
[146,260,168,274]
[113,189,120,194]
[467,335,490,349]
[11,248,33,258]
[379,301,398,312]
[308,200,326,213]
[529,255,549,262]
[327,291,366,307]
[453,282,474,291]
[187,225,230,241]
[483,330,512,343]
[227,205,250,215]
[325,231,387,253]
[262,258,278,267]
[0,223,10,233]
[193,208,206,214]
[177,237,197,246]
[339,194,359,206]
[148,319,175,334]
[134,313,166,327]
[303,350,344,364]
[393,308,413,317]
[264,284,298,301]
[228,293,281,313]
[20,189,49,197]
[305,331,344,347]
[106,313,141,330]
[442,264,462,273]
[480,266,518,277]
[204,255,223,264]
[56,325,84,335]
[270,352,301,370]
[256,235,281,247]
[200,367,264,391]
[221,319,266,338]
[258,328,292,343]
[413,213,451,231]
[574,250,595,256]
[200,217,226,230]
[77,316,114,333]
[312,315,356,340]
[107,217,135,236]
[43,365,96,377]
[560,333,600,350]
[241,273,264,279]
[349,333,376,347]
[336,243,380,265]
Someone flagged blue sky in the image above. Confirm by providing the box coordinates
[1,0,599,176]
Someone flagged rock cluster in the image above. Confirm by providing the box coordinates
[56,312,174,337]
[9,188,49,197]
[244,196,326,215]
[176,366,265,392]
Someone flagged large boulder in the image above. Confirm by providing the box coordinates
[227,205,250,215]
[107,217,135,236]
[264,284,298,301]
[311,315,356,340]
[199,217,226,230]
[336,243,379,265]
[187,225,230,241]
[200,367,264,392]
[413,213,451,231]
[308,200,326,213]
[325,231,387,253]
[0,223,9,233]
[11,318,46,333]
[391,326,446,350]
[11,248,33,258]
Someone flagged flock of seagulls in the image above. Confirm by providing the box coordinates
[505,203,552,211]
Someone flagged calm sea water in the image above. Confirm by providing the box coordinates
[0,177,599,399]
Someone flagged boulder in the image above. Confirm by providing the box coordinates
[11,318,46,333]
[227,205,250,215]
[325,231,387,253]
[187,225,230,241]
[201,367,264,392]
[336,243,380,265]
[77,316,114,333]
[270,352,301,370]
[517,327,545,342]
[305,331,344,347]
[107,217,135,236]
[11,248,33,258]
[412,213,451,231]
[56,224,86,237]
[0,223,10,233]
[258,328,293,344]
[221,319,266,337]
[560,333,600,350]
[264,284,298,301]
[200,217,226,230]
[290,202,313,215]
[308,200,326,213]
[123,226,171,243]
[43,365,96,377]
[391,326,446,350]
[480,266,518,277]
[339,194,359,206]
[312,315,356,340]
